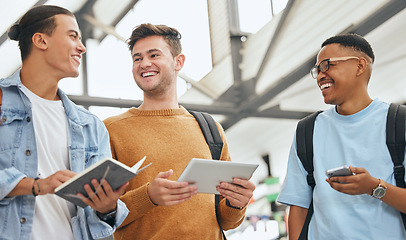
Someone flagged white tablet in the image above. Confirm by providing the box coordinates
[177,158,259,194]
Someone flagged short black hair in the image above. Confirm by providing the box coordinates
[322,33,375,63]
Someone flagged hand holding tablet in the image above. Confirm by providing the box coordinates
[177,158,259,194]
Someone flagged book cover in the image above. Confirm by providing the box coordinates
[55,156,150,208]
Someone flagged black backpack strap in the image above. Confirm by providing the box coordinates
[190,111,223,160]
[387,103,406,188]
[386,103,406,230]
[295,111,322,240]
[296,111,322,188]
[190,111,226,239]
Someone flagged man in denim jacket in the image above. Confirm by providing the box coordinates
[0,5,128,240]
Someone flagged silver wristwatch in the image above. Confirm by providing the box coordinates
[372,179,387,199]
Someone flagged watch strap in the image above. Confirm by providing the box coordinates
[97,208,117,221]
[226,199,244,209]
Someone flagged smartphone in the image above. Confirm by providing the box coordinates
[325,165,353,178]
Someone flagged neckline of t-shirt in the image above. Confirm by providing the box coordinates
[20,84,63,107]
[330,98,379,122]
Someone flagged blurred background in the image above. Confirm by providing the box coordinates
[1,0,406,239]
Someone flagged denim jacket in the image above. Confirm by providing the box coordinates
[0,70,129,240]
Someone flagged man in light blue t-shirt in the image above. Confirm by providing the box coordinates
[277,34,406,239]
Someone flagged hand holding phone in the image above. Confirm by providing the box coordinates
[325,165,353,178]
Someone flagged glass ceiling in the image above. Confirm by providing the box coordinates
[0,0,285,119]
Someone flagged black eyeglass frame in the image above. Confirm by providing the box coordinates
[310,56,359,79]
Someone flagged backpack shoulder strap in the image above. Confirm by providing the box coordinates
[189,111,223,160]
[386,103,406,187]
[296,111,323,189]
[189,110,226,239]
[386,103,406,231]
[295,110,322,240]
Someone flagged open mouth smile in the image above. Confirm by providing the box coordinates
[320,82,332,91]
[141,71,158,77]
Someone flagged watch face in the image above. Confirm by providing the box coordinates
[373,186,386,198]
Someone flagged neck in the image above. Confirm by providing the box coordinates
[336,94,373,115]
[139,92,179,111]
[20,59,60,100]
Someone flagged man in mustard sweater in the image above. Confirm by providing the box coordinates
[103,23,255,239]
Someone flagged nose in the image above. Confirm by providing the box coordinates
[78,40,86,54]
[316,70,328,81]
[140,58,152,69]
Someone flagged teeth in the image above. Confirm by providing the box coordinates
[320,83,332,90]
[142,72,157,77]
[72,56,80,61]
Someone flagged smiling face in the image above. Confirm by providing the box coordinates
[315,43,363,106]
[131,35,184,96]
[42,14,86,79]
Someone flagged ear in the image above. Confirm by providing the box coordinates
[356,57,368,76]
[174,54,185,71]
[32,33,48,50]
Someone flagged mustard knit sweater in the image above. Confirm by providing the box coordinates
[104,106,246,240]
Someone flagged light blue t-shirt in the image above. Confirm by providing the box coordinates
[277,99,406,239]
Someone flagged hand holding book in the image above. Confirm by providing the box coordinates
[55,156,150,208]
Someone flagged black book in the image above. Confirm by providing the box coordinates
[55,156,150,208]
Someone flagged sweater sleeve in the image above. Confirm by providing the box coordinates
[217,198,247,230]
[118,183,157,228]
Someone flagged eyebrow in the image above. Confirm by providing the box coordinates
[68,29,82,40]
[132,48,162,59]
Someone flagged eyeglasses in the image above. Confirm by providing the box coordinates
[310,56,359,79]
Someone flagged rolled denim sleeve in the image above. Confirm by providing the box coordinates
[83,199,129,239]
[0,167,26,202]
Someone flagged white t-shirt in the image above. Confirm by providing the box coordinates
[21,85,76,240]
